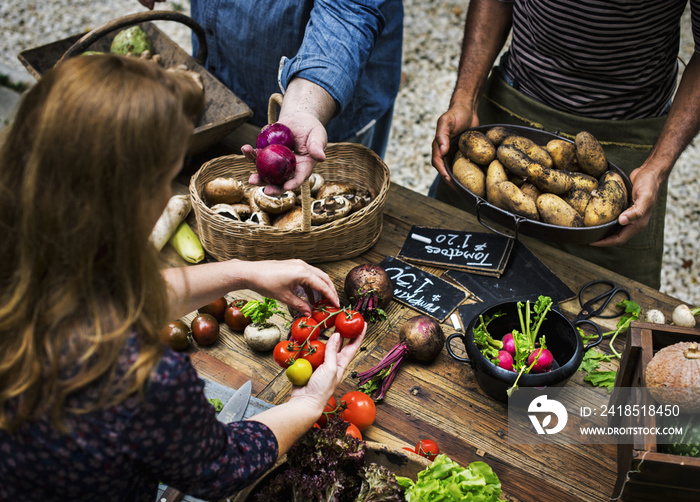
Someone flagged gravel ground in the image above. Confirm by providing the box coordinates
[2,0,698,304]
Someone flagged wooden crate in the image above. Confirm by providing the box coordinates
[610,321,700,501]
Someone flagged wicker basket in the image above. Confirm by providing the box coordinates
[189,141,390,263]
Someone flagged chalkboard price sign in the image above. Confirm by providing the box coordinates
[379,256,467,322]
[397,225,513,277]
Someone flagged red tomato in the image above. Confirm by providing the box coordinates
[191,313,219,346]
[335,309,365,339]
[316,396,338,428]
[415,439,440,460]
[290,316,320,343]
[345,422,362,440]
[339,391,376,431]
[198,297,227,321]
[311,299,340,330]
[301,340,326,370]
[272,340,302,368]
[402,447,416,454]
[224,299,252,331]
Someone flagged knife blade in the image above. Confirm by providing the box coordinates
[159,381,253,502]
[217,380,252,423]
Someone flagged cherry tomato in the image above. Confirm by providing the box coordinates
[286,358,313,386]
[198,297,227,321]
[311,299,340,330]
[335,309,365,339]
[191,313,219,346]
[415,439,440,460]
[291,316,320,343]
[224,299,252,332]
[339,391,376,431]
[301,340,326,370]
[345,422,362,440]
[160,320,190,351]
[316,396,338,428]
[273,340,302,368]
[402,447,416,454]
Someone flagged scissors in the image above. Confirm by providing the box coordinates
[572,279,631,323]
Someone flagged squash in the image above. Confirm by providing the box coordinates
[645,342,700,413]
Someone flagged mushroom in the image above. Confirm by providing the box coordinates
[252,186,296,214]
[203,177,245,206]
[310,196,352,225]
[344,188,373,213]
[247,211,271,226]
[294,173,326,198]
[317,181,356,199]
[273,206,305,230]
[211,203,246,221]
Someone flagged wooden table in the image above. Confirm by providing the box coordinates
[165,146,685,502]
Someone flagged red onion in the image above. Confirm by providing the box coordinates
[353,315,444,401]
[256,144,296,185]
[256,122,295,151]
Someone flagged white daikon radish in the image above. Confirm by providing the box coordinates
[149,195,191,251]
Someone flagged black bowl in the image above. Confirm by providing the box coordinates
[444,124,633,245]
[446,301,602,403]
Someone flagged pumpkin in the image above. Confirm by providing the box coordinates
[645,341,700,413]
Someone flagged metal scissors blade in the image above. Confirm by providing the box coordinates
[574,279,631,322]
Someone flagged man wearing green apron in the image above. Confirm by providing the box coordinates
[431,0,700,290]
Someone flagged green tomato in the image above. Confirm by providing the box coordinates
[285,358,313,386]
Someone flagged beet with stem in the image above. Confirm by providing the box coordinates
[344,264,393,323]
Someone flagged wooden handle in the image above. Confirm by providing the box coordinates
[59,11,207,65]
[159,486,185,502]
[267,93,284,124]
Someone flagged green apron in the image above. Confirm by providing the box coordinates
[433,71,669,289]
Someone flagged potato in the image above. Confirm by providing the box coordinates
[546,139,580,172]
[459,130,497,165]
[575,131,608,177]
[520,182,541,205]
[583,175,627,226]
[501,135,537,151]
[508,174,527,188]
[497,144,531,177]
[524,143,553,169]
[565,188,593,217]
[497,181,540,220]
[527,163,574,195]
[485,126,514,146]
[452,156,486,198]
[569,172,599,193]
[486,160,509,207]
[600,171,628,202]
[536,193,584,227]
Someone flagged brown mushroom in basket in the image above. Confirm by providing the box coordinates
[344,188,373,213]
[293,173,326,198]
[252,186,297,214]
[273,206,305,230]
[203,177,245,206]
[317,181,356,199]
[247,211,271,226]
[311,196,352,225]
[210,203,251,221]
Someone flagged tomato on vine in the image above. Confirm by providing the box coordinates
[335,309,365,339]
[273,340,302,368]
[339,390,376,431]
[311,299,340,330]
[345,422,362,440]
[415,439,440,460]
[291,316,320,343]
[316,396,339,428]
[300,340,326,370]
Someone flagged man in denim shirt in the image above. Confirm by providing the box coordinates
[140,0,402,194]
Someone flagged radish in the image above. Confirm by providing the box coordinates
[496,350,514,371]
[527,347,554,373]
[502,333,516,357]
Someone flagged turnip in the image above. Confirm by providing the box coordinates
[496,350,514,371]
[344,264,394,323]
[527,347,554,373]
[240,297,287,351]
[672,304,699,328]
[644,308,665,324]
[502,333,516,357]
[354,315,444,400]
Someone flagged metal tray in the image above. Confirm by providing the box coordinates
[17,11,252,154]
[444,124,633,245]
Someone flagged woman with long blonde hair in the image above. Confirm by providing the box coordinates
[0,54,363,501]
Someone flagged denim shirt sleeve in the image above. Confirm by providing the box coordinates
[279,0,387,114]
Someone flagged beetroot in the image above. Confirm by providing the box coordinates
[344,264,393,323]
[354,315,444,401]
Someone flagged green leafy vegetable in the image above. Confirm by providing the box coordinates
[240,297,286,325]
[578,348,617,392]
[603,300,640,358]
[473,312,505,360]
[397,454,501,502]
[207,398,223,413]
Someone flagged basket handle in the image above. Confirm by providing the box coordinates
[266,93,312,232]
[58,11,207,66]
